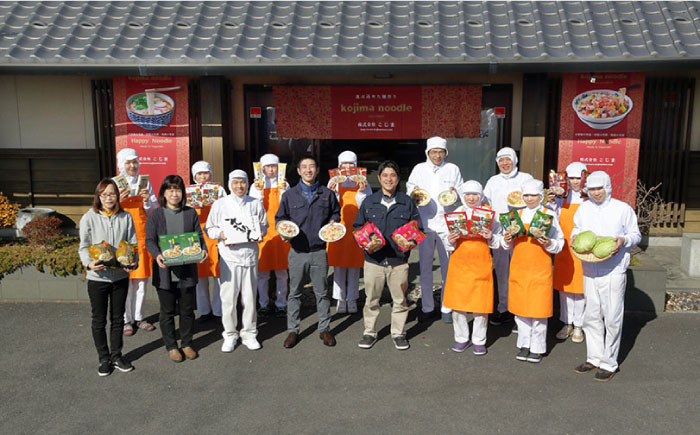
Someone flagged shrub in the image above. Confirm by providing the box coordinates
[0,236,84,280]
[0,193,20,229]
[22,216,63,247]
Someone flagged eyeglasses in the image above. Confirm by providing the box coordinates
[100,193,118,198]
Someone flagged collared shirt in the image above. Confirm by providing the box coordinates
[300,181,319,203]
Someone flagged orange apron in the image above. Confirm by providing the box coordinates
[258,187,289,271]
[553,198,584,294]
[327,184,364,268]
[121,196,152,279]
[196,205,220,277]
[443,236,494,314]
[508,218,553,318]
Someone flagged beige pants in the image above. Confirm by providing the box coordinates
[362,262,409,338]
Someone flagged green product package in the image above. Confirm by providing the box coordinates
[158,232,203,266]
[499,210,526,238]
[527,209,554,239]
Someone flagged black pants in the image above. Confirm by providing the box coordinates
[87,279,129,363]
[157,286,196,350]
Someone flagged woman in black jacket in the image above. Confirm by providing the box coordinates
[145,175,208,363]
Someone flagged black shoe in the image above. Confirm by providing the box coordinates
[489,311,513,326]
[198,313,214,322]
[594,369,616,382]
[274,306,287,318]
[574,362,597,374]
[393,335,410,350]
[417,310,436,323]
[112,357,134,373]
[258,306,273,317]
[98,361,113,377]
[516,347,530,361]
[526,352,542,363]
[358,335,377,349]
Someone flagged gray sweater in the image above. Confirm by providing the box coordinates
[78,209,138,282]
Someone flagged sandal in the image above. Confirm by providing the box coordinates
[136,320,156,332]
[123,323,134,336]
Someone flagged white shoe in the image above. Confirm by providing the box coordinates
[336,300,347,314]
[347,300,358,314]
[221,337,237,353]
[242,338,261,350]
[571,327,585,343]
[556,324,574,340]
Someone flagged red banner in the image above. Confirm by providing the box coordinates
[114,76,190,191]
[557,72,645,206]
[273,85,481,139]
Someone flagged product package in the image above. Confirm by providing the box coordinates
[390,220,425,252]
[581,169,590,199]
[469,207,496,237]
[353,221,386,254]
[444,211,469,237]
[158,232,203,266]
[277,163,287,188]
[88,241,115,266]
[499,210,526,238]
[115,240,137,267]
[548,170,568,197]
[253,162,264,190]
[527,209,554,239]
[137,174,149,192]
[186,183,224,209]
[112,174,129,192]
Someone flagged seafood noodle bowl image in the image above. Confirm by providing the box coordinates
[126,92,175,131]
[183,245,202,256]
[572,89,633,130]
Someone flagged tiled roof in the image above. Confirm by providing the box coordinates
[1,1,700,73]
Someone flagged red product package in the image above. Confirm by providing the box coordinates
[548,169,568,198]
[391,220,426,253]
[353,221,386,254]
[580,169,590,199]
[468,207,496,237]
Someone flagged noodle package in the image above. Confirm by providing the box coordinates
[468,208,496,237]
[88,241,115,265]
[115,240,137,267]
[353,221,386,254]
[548,170,568,198]
[391,220,425,253]
[499,210,526,238]
[527,210,554,239]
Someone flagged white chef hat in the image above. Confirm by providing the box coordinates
[495,147,518,167]
[460,180,483,196]
[565,161,588,178]
[191,160,212,178]
[521,179,544,197]
[338,150,358,166]
[228,169,249,190]
[117,148,139,175]
[586,171,612,201]
[425,136,448,156]
[260,153,280,167]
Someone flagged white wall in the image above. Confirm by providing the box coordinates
[0,75,95,149]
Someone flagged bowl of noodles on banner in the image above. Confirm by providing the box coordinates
[126,92,175,131]
[571,89,633,130]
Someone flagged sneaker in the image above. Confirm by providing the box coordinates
[336,300,347,314]
[98,361,113,377]
[451,341,472,353]
[516,347,530,361]
[556,324,574,340]
[242,338,261,350]
[136,320,155,332]
[221,337,237,353]
[358,335,377,349]
[526,352,543,363]
[417,310,436,323]
[473,344,488,356]
[594,369,616,382]
[571,327,585,343]
[123,323,134,336]
[574,362,597,374]
[112,357,134,373]
[275,306,287,318]
[393,335,410,350]
[441,312,453,324]
[347,300,358,314]
[258,306,273,317]
[489,311,513,326]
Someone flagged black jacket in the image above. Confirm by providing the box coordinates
[275,182,341,252]
[353,190,423,266]
[145,206,207,290]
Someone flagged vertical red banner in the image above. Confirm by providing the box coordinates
[557,72,645,206]
[114,76,190,191]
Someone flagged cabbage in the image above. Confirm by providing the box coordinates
[572,231,597,253]
[592,237,617,259]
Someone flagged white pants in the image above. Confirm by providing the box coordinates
[583,273,626,372]
[332,266,360,302]
[515,316,547,354]
[559,291,585,327]
[196,277,222,316]
[452,311,488,346]
[124,278,147,323]
[492,248,513,314]
[257,269,288,308]
[419,232,450,314]
[220,260,257,340]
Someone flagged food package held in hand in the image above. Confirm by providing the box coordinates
[115,240,136,267]
[444,212,469,237]
[581,170,590,198]
[353,221,386,254]
[548,170,568,197]
[527,210,554,239]
[112,174,129,192]
[358,167,367,183]
[469,207,496,237]
[390,220,426,253]
[88,241,116,266]
[499,210,526,238]
[328,168,341,185]
[158,232,203,266]
[277,163,287,187]
[346,167,359,183]
[253,162,264,190]
[137,174,149,192]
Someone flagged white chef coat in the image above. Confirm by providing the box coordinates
[205,194,267,266]
[406,161,463,233]
[483,169,533,215]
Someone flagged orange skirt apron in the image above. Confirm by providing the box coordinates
[508,222,553,318]
[196,205,220,277]
[443,237,494,314]
[121,196,152,279]
[258,188,290,272]
[327,184,364,268]
[553,199,584,294]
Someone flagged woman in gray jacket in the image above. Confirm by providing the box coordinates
[79,179,138,377]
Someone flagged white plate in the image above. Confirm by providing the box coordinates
[318,223,346,243]
[276,220,299,238]
[438,189,458,206]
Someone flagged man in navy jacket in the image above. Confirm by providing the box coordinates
[276,155,340,348]
[353,160,423,350]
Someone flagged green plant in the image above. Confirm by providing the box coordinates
[0,192,20,228]
[0,236,84,280]
[22,216,63,247]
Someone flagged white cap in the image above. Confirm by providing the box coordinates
[260,153,280,167]
[191,160,212,178]
[337,150,358,166]
[425,136,448,157]
[228,169,249,189]
[565,161,588,178]
[460,180,483,196]
[117,148,139,175]
[521,179,544,196]
[496,147,518,167]
[586,171,612,203]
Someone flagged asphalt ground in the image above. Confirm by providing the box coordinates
[0,300,698,435]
